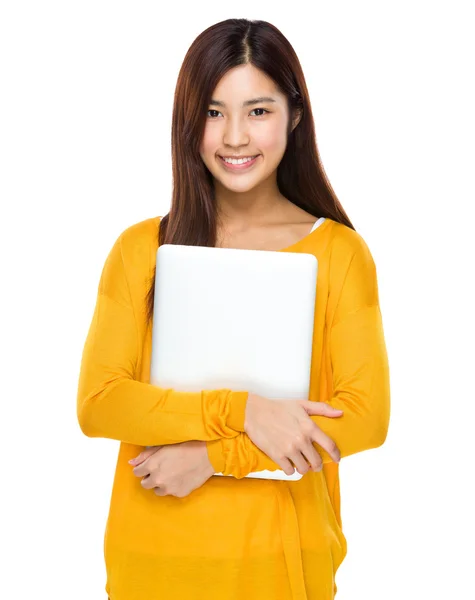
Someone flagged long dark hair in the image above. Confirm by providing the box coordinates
[145,18,355,325]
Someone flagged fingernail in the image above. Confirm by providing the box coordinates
[128,458,137,464]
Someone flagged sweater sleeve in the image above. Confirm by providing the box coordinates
[76,231,248,446]
[205,242,390,477]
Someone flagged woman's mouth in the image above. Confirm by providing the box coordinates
[218,155,260,171]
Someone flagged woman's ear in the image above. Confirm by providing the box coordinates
[291,108,303,132]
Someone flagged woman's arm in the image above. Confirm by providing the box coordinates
[205,242,391,478]
[76,231,247,446]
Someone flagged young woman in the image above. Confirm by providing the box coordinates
[77,18,391,600]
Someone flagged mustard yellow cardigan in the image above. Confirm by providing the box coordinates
[77,216,390,600]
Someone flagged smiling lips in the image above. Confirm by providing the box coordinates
[219,155,260,171]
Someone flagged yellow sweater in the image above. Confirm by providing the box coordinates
[77,215,390,600]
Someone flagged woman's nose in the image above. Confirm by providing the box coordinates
[223,118,249,147]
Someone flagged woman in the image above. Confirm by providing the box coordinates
[77,18,391,600]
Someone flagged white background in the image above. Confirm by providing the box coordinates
[1,1,474,599]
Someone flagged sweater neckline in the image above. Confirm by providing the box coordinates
[279,216,329,252]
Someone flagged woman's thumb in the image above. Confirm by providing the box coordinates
[128,446,160,465]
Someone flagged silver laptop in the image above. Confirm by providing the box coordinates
[149,243,318,481]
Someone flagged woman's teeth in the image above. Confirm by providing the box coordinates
[221,155,257,165]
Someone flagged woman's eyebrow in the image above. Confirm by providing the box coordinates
[209,96,277,108]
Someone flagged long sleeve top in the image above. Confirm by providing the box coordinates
[76,215,390,600]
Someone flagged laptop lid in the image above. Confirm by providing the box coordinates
[150,244,318,481]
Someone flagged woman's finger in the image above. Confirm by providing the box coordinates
[303,401,344,417]
[288,449,312,475]
[276,455,297,476]
[301,438,323,471]
[311,427,340,463]
[132,461,152,477]
[140,474,156,490]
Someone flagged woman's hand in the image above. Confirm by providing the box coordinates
[129,441,215,498]
[244,394,343,476]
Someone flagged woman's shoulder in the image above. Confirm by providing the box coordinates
[118,215,161,248]
[114,216,162,285]
[327,219,375,270]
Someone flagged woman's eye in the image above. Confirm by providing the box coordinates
[207,108,270,118]
[250,108,269,117]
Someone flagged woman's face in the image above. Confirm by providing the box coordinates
[199,63,299,194]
